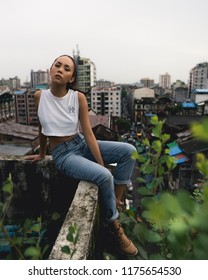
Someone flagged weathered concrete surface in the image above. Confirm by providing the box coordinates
[0,156,100,260]
[0,155,79,219]
[49,181,99,260]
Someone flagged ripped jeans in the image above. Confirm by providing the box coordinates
[51,133,136,224]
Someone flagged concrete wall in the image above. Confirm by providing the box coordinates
[0,156,99,260]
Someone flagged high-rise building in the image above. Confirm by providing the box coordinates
[140,77,154,88]
[30,69,50,88]
[159,72,171,89]
[188,62,208,96]
[73,47,96,106]
[91,86,121,117]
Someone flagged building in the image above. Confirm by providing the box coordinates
[91,86,121,117]
[0,87,15,122]
[133,87,155,123]
[140,77,154,88]
[0,122,39,155]
[30,69,50,88]
[172,80,188,102]
[73,48,96,106]
[188,62,208,96]
[96,79,114,88]
[159,72,171,89]
[0,77,21,90]
[13,89,38,126]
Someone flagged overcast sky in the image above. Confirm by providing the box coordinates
[1,0,208,85]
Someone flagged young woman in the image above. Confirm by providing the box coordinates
[25,54,138,256]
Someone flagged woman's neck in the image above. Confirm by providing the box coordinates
[50,84,68,97]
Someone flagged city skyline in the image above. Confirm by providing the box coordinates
[1,0,208,85]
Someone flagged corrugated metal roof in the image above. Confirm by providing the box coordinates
[180,139,208,155]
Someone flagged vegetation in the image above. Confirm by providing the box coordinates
[61,223,80,259]
[105,116,208,260]
[0,175,48,259]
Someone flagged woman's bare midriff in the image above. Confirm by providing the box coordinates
[49,134,77,150]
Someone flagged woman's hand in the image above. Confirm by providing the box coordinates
[24,154,45,162]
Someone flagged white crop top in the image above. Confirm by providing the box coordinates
[38,89,80,136]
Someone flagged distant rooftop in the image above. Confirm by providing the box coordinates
[0,144,33,156]
[13,90,27,95]
[0,122,38,140]
[193,89,208,94]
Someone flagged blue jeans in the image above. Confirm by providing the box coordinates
[51,133,136,224]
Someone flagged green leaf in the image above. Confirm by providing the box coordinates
[30,223,41,233]
[51,212,61,220]
[161,133,170,143]
[137,186,152,196]
[145,165,155,174]
[149,115,158,125]
[152,127,161,138]
[24,246,40,258]
[66,232,74,242]
[61,245,71,254]
[131,150,139,159]
[143,138,150,146]
[151,140,162,154]
[2,183,12,194]
[144,229,162,243]
[191,120,208,141]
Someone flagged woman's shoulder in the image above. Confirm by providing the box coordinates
[77,90,87,102]
[34,89,48,107]
[34,89,49,98]
[34,89,42,98]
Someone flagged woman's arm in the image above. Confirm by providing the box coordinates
[78,92,105,166]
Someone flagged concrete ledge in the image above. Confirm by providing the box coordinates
[49,181,99,260]
[0,156,100,260]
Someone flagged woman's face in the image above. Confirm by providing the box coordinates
[50,55,75,87]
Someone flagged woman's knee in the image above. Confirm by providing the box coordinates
[99,167,114,185]
[124,143,137,156]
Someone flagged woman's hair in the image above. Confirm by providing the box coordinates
[51,54,77,90]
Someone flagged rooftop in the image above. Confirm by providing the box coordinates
[0,122,38,140]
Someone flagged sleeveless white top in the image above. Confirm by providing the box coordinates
[38,89,80,136]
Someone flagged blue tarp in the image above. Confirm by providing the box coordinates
[193,89,208,94]
[182,102,196,108]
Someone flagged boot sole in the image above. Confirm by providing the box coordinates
[117,247,138,257]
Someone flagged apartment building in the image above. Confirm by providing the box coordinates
[140,77,154,88]
[159,72,171,89]
[91,86,121,117]
[30,69,50,88]
[73,49,96,107]
[14,89,38,126]
[0,76,21,90]
[0,86,15,122]
[188,62,208,95]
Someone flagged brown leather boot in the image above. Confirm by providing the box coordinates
[116,199,124,212]
[109,221,138,256]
